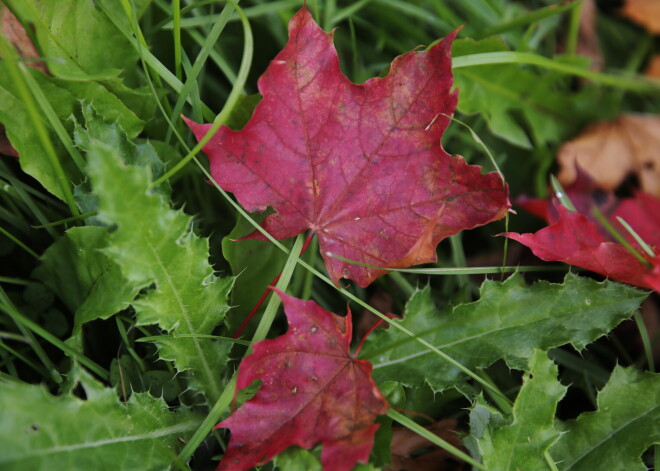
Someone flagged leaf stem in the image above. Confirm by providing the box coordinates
[233,232,314,339]
[544,450,560,471]
[31,211,98,229]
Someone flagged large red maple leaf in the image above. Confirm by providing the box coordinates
[216,290,389,471]
[505,177,660,291]
[185,7,509,287]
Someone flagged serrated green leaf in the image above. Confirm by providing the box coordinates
[73,103,163,177]
[33,226,140,334]
[274,447,322,471]
[87,143,234,402]
[551,366,660,471]
[467,350,566,470]
[0,367,201,471]
[362,273,647,391]
[453,38,576,148]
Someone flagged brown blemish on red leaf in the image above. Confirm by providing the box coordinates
[184,7,509,287]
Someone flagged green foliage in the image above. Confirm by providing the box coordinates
[453,38,577,148]
[466,350,566,470]
[87,142,233,403]
[33,226,139,334]
[551,366,660,470]
[0,53,144,203]
[362,273,647,391]
[6,0,138,79]
[0,366,201,471]
[274,447,322,471]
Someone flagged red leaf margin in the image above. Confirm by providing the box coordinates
[216,290,389,471]
[185,7,509,288]
[505,191,660,292]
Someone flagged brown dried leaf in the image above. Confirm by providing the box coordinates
[0,124,19,158]
[620,0,660,34]
[0,5,47,74]
[387,419,465,471]
[557,115,660,197]
[646,55,660,79]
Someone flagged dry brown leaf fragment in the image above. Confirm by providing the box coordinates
[0,5,47,74]
[620,0,660,34]
[557,114,660,197]
[646,54,660,79]
[386,419,466,471]
[0,124,19,158]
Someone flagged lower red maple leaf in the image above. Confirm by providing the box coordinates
[216,290,389,471]
[505,179,659,291]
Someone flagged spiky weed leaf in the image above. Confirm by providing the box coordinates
[362,273,647,391]
[87,142,233,403]
[0,366,201,470]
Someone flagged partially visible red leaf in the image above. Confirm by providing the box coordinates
[185,7,509,287]
[0,124,19,158]
[216,290,389,471]
[506,180,660,291]
[0,5,48,74]
[646,260,660,291]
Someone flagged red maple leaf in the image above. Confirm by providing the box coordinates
[505,176,660,291]
[216,290,389,471]
[185,7,509,287]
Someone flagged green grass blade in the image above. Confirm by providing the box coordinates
[177,233,305,462]
[172,0,182,80]
[0,36,79,216]
[476,0,583,39]
[0,226,38,259]
[0,287,109,381]
[165,0,243,144]
[616,216,656,257]
[452,51,660,92]
[389,409,487,470]
[152,0,253,187]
